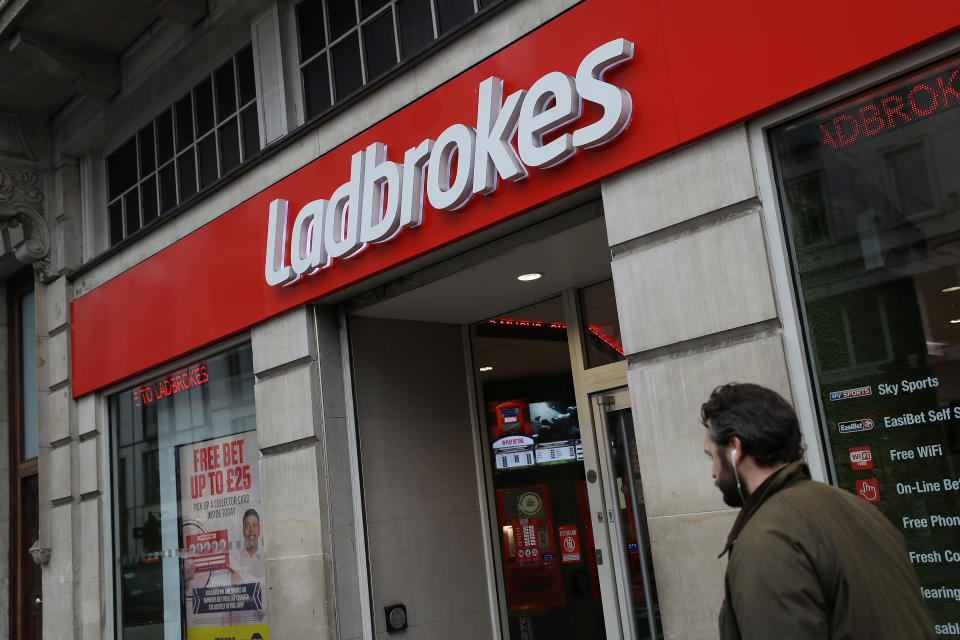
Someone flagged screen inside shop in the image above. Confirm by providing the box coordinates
[474,294,660,639]
[771,53,960,635]
[108,343,268,640]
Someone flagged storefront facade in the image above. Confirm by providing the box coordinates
[1,0,959,638]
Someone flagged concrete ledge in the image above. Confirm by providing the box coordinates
[612,209,777,354]
[46,330,70,388]
[264,553,331,637]
[252,307,316,376]
[77,394,98,437]
[44,276,69,333]
[626,332,791,518]
[77,437,99,497]
[48,387,71,443]
[48,444,72,502]
[647,510,737,640]
[259,445,326,559]
[602,126,756,244]
[254,361,320,449]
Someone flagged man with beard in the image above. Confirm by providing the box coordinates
[701,383,934,639]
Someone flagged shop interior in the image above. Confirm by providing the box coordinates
[347,200,662,640]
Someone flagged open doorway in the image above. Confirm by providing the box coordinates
[345,204,661,639]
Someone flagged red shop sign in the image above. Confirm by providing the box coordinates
[71,0,960,396]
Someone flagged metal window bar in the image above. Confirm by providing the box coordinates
[106,45,258,246]
[297,0,501,120]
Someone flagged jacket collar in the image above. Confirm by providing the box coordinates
[719,459,809,558]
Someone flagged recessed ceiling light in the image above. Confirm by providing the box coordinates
[951,319,960,324]
[479,366,493,372]
[517,272,543,282]
[943,286,960,293]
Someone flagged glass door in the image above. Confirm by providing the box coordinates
[472,284,663,640]
[590,389,661,640]
[473,296,622,640]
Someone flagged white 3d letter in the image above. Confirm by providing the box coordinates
[400,139,434,228]
[265,198,297,287]
[324,150,366,260]
[427,124,476,211]
[573,38,634,149]
[360,142,404,244]
[291,199,329,275]
[517,71,581,168]
[473,77,527,195]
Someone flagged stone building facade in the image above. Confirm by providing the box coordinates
[0,1,959,639]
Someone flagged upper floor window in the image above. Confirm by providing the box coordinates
[106,44,260,247]
[296,0,506,120]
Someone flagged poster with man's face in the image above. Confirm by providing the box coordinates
[179,432,269,640]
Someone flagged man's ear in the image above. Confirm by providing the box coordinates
[729,436,743,461]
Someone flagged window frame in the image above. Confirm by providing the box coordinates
[99,333,255,640]
[748,32,960,485]
[292,0,513,124]
[104,44,261,249]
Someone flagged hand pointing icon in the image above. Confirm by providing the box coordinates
[856,479,880,503]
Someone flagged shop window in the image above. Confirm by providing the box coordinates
[109,343,268,639]
[783,172,830,245]
[579,279,625,368]
[106,44,260,248]
[886,141,937,216]
[770,53,960,631]
[296,0,509,120]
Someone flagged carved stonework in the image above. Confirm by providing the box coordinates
[0,162,51,280]
[28,540,50,566]
[0,163,42,218]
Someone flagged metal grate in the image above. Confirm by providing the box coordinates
[105,44,260,247]
[296,0,505,120]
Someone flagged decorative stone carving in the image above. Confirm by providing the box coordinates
[28,539,50,566]
[0,162,52,280]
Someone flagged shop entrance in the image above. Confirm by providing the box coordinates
[346,205,661,640]
[472,292,660,640]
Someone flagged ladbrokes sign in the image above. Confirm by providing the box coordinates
[72,0,960,396]
[265,39,634,287]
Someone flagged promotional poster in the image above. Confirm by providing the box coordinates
[179,432,268,640]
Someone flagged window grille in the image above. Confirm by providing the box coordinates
[296,0,506,120]
[106,44,260,247]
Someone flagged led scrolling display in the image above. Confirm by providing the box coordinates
[819,66,960,150]
[133,364,209,406]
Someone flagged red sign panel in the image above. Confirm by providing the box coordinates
[558,525,581,563]
[185,530,229,572]
[70,0,960,396]
[856,479,881,503]
[849,446,874,471]
[512,518,542,566]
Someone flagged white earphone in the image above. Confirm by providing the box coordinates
[730,449,738,465]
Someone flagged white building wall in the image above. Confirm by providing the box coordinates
[601,125,794,639]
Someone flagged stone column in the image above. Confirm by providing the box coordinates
[601,125,792,639]
[252,305,346,638]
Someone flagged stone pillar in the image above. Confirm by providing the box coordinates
[252,306,344,638]
[601,125,792,639]
[37,273,81,639]
[0,277,8,640]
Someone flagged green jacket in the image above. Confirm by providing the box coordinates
[720,460,935,640]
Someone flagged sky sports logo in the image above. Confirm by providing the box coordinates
[829,386,872,401]
[839,418,874,434]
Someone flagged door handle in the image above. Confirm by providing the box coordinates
[34,597,41,608]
